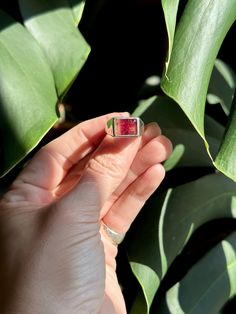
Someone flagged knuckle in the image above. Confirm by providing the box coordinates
[87,153,124,179]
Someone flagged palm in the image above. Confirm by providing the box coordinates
[11,154,126,311]
[8,148,128,312]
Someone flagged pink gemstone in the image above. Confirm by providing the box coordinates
[115,118,138,136]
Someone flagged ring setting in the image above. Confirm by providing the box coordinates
[105,116,144,137]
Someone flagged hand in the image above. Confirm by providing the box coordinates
[0,113,172,314]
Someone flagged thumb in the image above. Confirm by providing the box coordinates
[57,135,141,220]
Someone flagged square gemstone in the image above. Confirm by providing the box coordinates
[114,118,138,136]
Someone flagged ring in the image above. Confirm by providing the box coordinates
[105,116,144,137]
[101,222,126,246]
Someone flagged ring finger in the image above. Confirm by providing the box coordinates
[102,163,165,235]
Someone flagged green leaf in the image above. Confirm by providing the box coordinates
[127,173,236,313]
[0,10,58,177]
[130,262,161,314]
[161,0,236,165]
[163,144,185,171]
[132,96,157,117]
[159,232,236,314]
[19,0,90,97]
[130,290,150,314]
[161,0,179,71]
[68,0,85,25]
[162,0,236,135]
[214,91,236,182]
[106,117,113,129]
[207,59,236,115]
[133,96,224,167]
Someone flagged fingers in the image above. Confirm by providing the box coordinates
[102,164,165,233]
[15,112,129,190]
[57,121,163,199]
[58,135,142,218]
[140,122,162,147]
[101,131,172,217]
[100,127,172,237]
[123,134,172,188]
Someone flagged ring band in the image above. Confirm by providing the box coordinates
[105,117,144,137]
[101,222,126,246]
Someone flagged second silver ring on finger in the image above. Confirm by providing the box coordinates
[101,222,126,246]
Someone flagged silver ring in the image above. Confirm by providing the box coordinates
[101,222,126,246]
[105,116,144,138]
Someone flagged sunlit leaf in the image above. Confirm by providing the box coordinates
[127,174,236,313]
[132,96,157,117]
[159,232,236,314]
[0,10,58,176]
[19,0,90,97]
[68,0,85,25]
[161,0,179,71]
[161,0,236,180]
[214,91,236,182]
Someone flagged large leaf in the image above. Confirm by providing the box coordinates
[161,0,236,178]
[68,0,85,25]
[161,0,179,71]
[133,96,224,168]
[127,174,236,313]
[19,0,90,97]
[207,59,236,115]
[215,91,236,182]
[0,10,58,177]
[159,232,236,314]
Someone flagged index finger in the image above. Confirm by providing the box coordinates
[17,112,129,190]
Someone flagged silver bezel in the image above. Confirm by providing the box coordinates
[106,116,144,137]
[113,117,141,137]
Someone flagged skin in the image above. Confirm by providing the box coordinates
[0,112,172,314]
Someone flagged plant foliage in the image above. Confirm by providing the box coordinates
[0,1,89,176]
[0,1,236,313]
